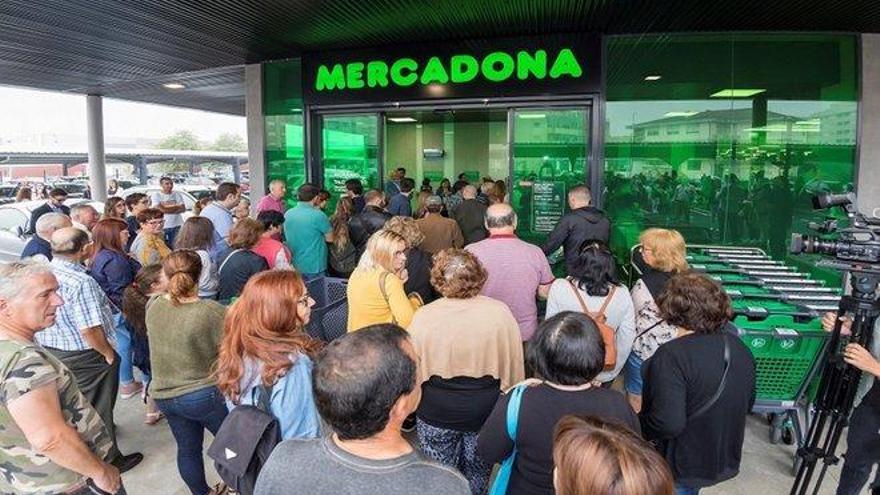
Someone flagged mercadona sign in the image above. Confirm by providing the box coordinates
[314,48,584,92]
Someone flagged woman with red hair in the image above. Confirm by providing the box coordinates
[216,270,322,439]
[90,217,143,398]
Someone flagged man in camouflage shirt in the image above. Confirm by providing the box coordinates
[0,259,123,494]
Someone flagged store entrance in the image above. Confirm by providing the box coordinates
[313,102,593,246]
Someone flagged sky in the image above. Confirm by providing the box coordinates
[0,86,246,148]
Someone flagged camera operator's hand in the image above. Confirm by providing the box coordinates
[821,312,852,336]
[843,343,880,378]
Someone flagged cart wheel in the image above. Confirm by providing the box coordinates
[770,424,783,444]
[782,425,795,445]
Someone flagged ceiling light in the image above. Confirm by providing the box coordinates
[710,88,766,98]
[388,117,417,123]
[663,111,699,118]
[517,113,546,119]
[163,83,186,89]
[644,75,662,81]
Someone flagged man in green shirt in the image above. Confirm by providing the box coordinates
[0,259,122,494]
[284,183,334,280]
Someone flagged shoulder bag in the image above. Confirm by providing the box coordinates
[488,384,527,495]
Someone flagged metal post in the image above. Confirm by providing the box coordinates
[86,95,107,201]
[232,158,242,184]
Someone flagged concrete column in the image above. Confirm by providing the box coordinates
[136,156,148,185]
[858,34,880,217]
[232,158,242,184]
[86,95,107,202]
[246,64,266,206]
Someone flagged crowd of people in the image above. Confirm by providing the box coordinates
[2,168,868,495]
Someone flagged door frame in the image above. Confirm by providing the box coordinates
[307,94,602,205]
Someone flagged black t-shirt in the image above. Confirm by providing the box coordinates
[862,380,880,411]
[217,249,268,302]
[125,215,139,251]
[477,384,639,495]
[417,376,500,432]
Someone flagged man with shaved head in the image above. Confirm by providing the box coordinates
[465,204,554,342]
[541,185,609,274]
[452,184,488,245]
[20,212,71,261]
[36,227,143,474]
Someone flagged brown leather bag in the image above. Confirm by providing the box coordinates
[567,279,618,371]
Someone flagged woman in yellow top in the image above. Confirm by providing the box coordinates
[346,229,423,331]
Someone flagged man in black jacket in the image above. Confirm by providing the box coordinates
[541,185,610,273]
[349,189,392,258]
[28,188,70,235]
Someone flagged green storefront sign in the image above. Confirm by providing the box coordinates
[314,48,584,92]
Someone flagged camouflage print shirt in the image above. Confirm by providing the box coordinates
[0,339,113,494]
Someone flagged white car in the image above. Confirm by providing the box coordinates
[118,186,207,207]
[0,198,104,262]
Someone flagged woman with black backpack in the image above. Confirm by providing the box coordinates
[216,269,322,440]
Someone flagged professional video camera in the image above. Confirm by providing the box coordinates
[790,191,880,269]
[789,191,880,494]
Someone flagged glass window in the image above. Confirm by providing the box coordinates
[264,59,306,209]
[512,108,590,248]
[604,33,858,284]
[321,114,380,213]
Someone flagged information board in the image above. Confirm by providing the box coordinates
[531,181,566,233]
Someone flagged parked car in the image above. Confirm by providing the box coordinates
[0,198,104,262]
[0,185,18,205]
[52,182,89,198]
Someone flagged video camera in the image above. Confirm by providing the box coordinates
[790,191,880,268]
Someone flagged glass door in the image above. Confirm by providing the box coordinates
[510,107,591,247]
[319,113,381,213]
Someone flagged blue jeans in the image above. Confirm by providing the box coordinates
[164,226,180,248]
[113,313,134,385]
[155,386,228,495]
[675,485,700,495]
[624,351,645,395]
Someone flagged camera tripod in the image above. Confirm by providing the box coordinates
[791,272,880,495]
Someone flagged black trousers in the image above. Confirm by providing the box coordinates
[837,402,880,495]
[47,348,122,462]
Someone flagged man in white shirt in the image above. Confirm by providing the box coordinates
[150,177,186,247]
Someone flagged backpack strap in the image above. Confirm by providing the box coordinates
[565,279,590,314]
[597,286,617,316]
[689,335,731,421]
[255,382,274,414]
[218,249,244,274]
[505,384,527,443]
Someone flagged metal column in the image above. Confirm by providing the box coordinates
[86,95,107,201]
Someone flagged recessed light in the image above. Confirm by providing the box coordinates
[163,83,186,89]
[664,111,699,117]
[644,75,662,81]
[388,117,417,123]
[710,88,766,98]
[517,113,546,119]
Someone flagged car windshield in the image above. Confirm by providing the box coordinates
[0,186,16,198]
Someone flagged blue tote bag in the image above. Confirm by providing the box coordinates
[488,384,527,495]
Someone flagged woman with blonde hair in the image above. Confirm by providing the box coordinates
[624,227,689,412]
[384,215,435,303]
[553,415,674,495]
[346,229,422,331]
[415,190,432,218]
[146,250,228,495]
[409,248,524,494]
[217,270,322,439]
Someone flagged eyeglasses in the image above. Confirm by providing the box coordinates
[297,292,311,305]
[146,219,165,226]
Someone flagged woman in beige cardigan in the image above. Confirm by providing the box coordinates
[408,248,524,495]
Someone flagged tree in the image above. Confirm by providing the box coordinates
[212,133,246,152]
[158,130,202,150]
